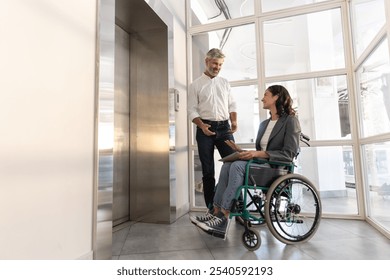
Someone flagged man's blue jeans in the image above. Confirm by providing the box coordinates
[196,120,235,209]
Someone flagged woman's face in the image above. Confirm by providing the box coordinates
[261,89,278,110]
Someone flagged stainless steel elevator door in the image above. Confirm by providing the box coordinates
[113,25,130,227]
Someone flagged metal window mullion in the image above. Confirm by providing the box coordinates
[353,25,387,70]
[257,15,267,121]
[359,133,390,145]
[387,0,390,53]
[229,79,258,87]
[185,0,197,210]
[342,0,366,219]
[263,69,348,84]
[188,15,256,35]
[254,0,261,17]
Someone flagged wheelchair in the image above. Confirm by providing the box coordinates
[229,133,322,251]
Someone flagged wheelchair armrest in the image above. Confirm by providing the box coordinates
[250,158,269,165]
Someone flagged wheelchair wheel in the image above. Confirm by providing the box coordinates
[242,229,261,251]
[264,173,321,245]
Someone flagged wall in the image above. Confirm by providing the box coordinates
[0,0,97,259]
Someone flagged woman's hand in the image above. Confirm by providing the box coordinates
[238,150,269,160]
[238,150,257,160]
[224,140,269,160]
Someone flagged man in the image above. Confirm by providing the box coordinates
[188,48,238,223]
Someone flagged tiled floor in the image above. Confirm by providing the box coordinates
[112,213,390,260]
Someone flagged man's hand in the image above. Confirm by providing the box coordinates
[225,140,242,152]
[201,123,216,136]
[229,121,237,133]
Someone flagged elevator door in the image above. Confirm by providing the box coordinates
[113,25,130,227]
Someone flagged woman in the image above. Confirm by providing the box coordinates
[191,85,301,238]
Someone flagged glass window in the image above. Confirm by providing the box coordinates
[266,75,352,141]
[343,150,355,177]
[261,0,328,13]
[190,0,254,26]
[263,8,345,77]
[363,142,390,229]
[356,38,390,137]
[192,24,257,81]
[298,146,358,215]
[231,85,259,144]
[192,149,224,208]
[350,0,386,59]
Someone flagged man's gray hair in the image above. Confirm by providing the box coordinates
[206,48,225,59]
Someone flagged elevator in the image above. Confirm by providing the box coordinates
[112,0,173,226]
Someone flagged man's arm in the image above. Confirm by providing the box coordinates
[187,83,200,122]
[229,112,237,133]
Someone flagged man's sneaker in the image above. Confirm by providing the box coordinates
[189,210,214,225]
[197,212,230,239]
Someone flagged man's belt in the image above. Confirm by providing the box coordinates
[201,119,229,125]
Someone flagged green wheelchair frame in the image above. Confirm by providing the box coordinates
[228,136,322,251]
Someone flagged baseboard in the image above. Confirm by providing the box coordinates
[77,251,93,260]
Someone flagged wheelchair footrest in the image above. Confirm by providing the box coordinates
[235,216,252,227]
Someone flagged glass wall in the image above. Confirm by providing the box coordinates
[297,146,358,214]
[191,24,257,81]
[230,85,260,144]
[350,0,387,58]
[356,39,390,137]
[187,0,390,234]
[363,142,390,225]
[266,76,351,141]
[263,8,345,76]
[351,0,390,231]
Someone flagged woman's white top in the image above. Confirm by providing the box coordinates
[260,119,278,151]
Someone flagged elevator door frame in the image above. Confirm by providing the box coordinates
[113,25,131,227]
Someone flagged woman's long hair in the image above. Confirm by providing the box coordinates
[267,85,296,116]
